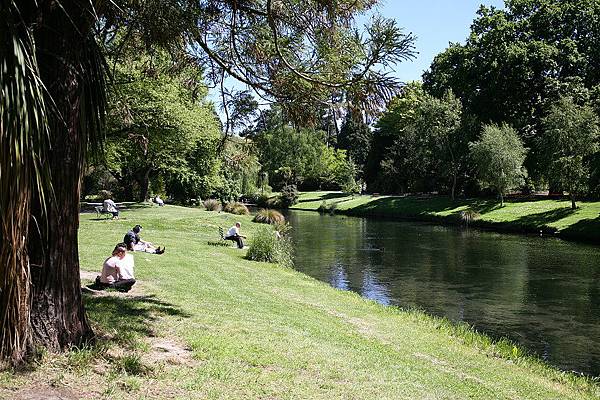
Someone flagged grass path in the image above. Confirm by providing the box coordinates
[1,205,598,399]
[291,192,600,243]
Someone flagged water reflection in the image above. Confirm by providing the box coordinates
[285,210,600,376]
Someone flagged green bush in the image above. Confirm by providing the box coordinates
[279,184,299,208]
[256,194,272,208]
[98,189,113,201]
[224,201,250,215]
[253,209,285,225]
[266,196,282,208]
[203,199,222,212]
[317,201,337,215]
[246,226,293,268]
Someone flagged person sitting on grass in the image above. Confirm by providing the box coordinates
[124,224,165,254]
[225,222,246,249]
[93,244,136,292]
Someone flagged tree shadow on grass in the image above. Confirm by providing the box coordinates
[560,214,600,243]
[297,192,349,203]
[347,195,469,216]
[83,292,191,345]
[510,207,576,231]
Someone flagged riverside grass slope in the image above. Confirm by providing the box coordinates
[292,192,600,243]
[1,206,598,399]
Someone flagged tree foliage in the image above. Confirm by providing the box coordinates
[254,126,354,190]
[540,96,600,208]
[424,0,600,180]
[104,48,221,202]
[338,113,373,176]
[470,124,528,206]
[366,85,467,196]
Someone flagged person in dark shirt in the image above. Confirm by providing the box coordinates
[124,225,165,254]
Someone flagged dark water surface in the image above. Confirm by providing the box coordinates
[284,210,600,376]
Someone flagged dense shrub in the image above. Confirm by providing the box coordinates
[266,196,282,208]
[224,201,250,215]
[279,184,299,208]
[246,226,293,268]
[459,209,480,226]
[253,209,285,225]
[203,199,222,211]
[98,189,113,201]
[255,194,272,208]
[317,201,337,215]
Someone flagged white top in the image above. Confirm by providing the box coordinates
[227,226,238,237]
[118,253,135,280]
[155,196,164,205]
[103,199,118,213]
[100,256,120,283]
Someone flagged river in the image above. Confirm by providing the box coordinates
[284,209,600,376]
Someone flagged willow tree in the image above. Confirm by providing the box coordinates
[0,0,415,364]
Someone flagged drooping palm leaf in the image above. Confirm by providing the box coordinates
[0,0,50,364]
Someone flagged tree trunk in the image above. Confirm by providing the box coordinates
[450,174,457,201]
[139,168,151,202]
[571,193,577,210]
[500,192,504,207]
[27,1,95,352]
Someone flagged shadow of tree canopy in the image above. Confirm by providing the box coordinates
[297,192,349,203]
[509,207,576,231]
[346,196,467,217]
[560,215,600,243]
[83,292,190,346]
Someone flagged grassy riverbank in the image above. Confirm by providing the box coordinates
[291,192,600,243]
[1,205,598,399]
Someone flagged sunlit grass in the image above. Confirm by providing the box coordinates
[0,205,597,399]
[292,192,600,242]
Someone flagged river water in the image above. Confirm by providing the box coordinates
[284,210,600,376]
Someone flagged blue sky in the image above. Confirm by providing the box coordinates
[373,0,505,82]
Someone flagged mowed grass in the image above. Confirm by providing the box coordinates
[292,192,600,242]
[1,205,598,399]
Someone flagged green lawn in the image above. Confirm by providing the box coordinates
[1,205,598,399]
[292,192,600,242]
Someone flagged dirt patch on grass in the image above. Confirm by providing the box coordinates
[6,385,97,400]
[79,270,98,282]
[144,338,196,367]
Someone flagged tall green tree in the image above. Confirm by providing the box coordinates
[470,124,528,207]
[337,113,372,177]
[424,0,600,180]
[105,49,220,202]
[540,97,600,209]
[416,91,464,200]
[365,82,426,192]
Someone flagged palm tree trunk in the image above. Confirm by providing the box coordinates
[27,0,97,351]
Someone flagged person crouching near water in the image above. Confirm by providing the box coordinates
[94,244,136,292]
[225,222,246,249]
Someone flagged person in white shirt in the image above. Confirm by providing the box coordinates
[94,244,136,292]
[154,195,164,206]
[225,222,246,249]
[102,198,119,219]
